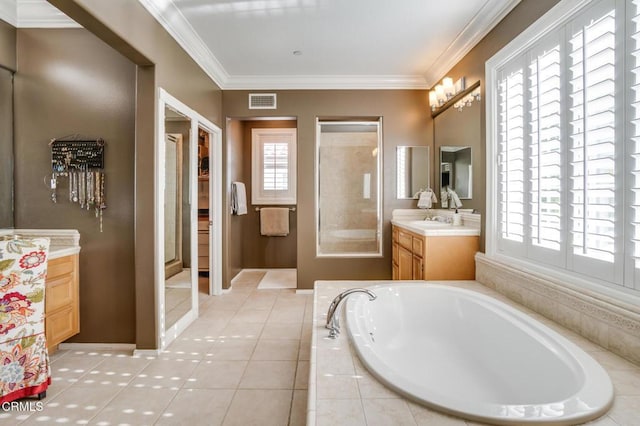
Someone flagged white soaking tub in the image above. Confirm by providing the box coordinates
[345,283,613,425]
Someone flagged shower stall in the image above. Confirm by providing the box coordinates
[316,119,382,257]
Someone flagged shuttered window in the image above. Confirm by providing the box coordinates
[529,43,563,252]
[489,0,640,292]
[497,67,525,244]
[251,128,297,205]
[263,142,289,191]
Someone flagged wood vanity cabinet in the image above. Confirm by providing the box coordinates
[45,254,80,351]
[391,225,478,280]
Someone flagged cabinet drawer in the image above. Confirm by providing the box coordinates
[46,305,78,346]
[46,274,75,312]
[47,256,74,279]
[398,231,412,250]
[198,256,208,270]
[412,236,424,256]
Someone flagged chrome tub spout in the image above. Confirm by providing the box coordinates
[325,288,376,339]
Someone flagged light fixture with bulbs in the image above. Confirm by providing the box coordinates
[429,78,480,117]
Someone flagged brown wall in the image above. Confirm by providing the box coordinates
[0,20,16,71]
[0,20,16,229]
[223,90,431,289]
[14,28,136,343]
[241,120,297,269]
[50,0,223,348]
[224,119,244,287]
[432,0,561,250]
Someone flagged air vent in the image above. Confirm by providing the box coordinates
[249,93,277,110]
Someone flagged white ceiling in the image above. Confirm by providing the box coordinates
[1,0,521,89]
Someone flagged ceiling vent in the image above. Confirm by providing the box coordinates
[249,93,277,109]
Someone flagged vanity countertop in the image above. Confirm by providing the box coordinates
[391,219,480,237]
[0,229,81,259]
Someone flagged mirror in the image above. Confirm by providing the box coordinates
[434,86,481,210]
[396,146,430,199]
[164,105,193,331]
[440,146,472,199]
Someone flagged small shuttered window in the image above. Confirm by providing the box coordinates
[490,0,640,292]
[252,128,297,205]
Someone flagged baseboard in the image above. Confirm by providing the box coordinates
[133,349,162,357]
[296,289,313,295]
[58,343,136,352]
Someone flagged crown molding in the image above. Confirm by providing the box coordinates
[17,0,79,28]
[224,74,429,90]
[138,0,429,90]
[0,0,16,26]
[138,0,229,89]
[423,0,522,87]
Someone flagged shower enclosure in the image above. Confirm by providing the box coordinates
[316,119,382,257]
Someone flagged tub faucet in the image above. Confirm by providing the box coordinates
[325,288,377,339]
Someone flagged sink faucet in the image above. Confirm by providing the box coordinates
[325,288,377,339]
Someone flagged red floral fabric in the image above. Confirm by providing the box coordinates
[0,237,50,403]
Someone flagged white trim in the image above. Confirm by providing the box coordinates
[136,0,523,90]
[424,0,522,86]
[224,74,429,90]
[17,0,79,28]
[485,0,593,73]
[478,253,640,313]
[58,343,136,352]
[251,127,297,205]
[485,0,594,258]
[132,349,162,357]
[138,0,228,88]
[196,115,223,296]
[0,0,16,26]
[156,88,224,350]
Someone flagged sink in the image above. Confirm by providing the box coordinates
[406,220,451,229]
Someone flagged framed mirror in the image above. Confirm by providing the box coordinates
[156,89,224,350]
[163,104,193,331]
[440,146,472,199]
[396,146,429,199]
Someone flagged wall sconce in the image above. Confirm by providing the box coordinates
[429,77,466,112]
[430,78,480,117]
[454,86,481,112]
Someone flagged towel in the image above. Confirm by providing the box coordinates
[447,188,463,209]
[231,182,247,215]
[417,189,437,209]
[260,207,289,236]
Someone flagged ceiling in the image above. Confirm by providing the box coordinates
[1,0,521,89]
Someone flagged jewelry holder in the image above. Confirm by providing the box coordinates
[48,135,107,232]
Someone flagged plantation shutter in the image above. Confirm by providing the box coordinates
[263,140,289,191]
[566,1,622,282]
[627,0,640,290]
[527,39,564,263]
[497,62,526,252]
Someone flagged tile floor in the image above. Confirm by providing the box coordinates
[0,270,312,426]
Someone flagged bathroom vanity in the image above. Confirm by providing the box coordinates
[1,229,81,351]
[391,211,479,280]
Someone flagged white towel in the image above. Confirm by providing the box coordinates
[260,208,289,236]
[448,188,463,209]
[417,189,437,209]
[231,182,247,215]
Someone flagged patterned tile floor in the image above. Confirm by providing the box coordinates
[0,270,311,425]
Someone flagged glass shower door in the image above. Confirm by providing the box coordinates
[316,119,382,257]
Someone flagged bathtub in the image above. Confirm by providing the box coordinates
[345,283,613,425]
